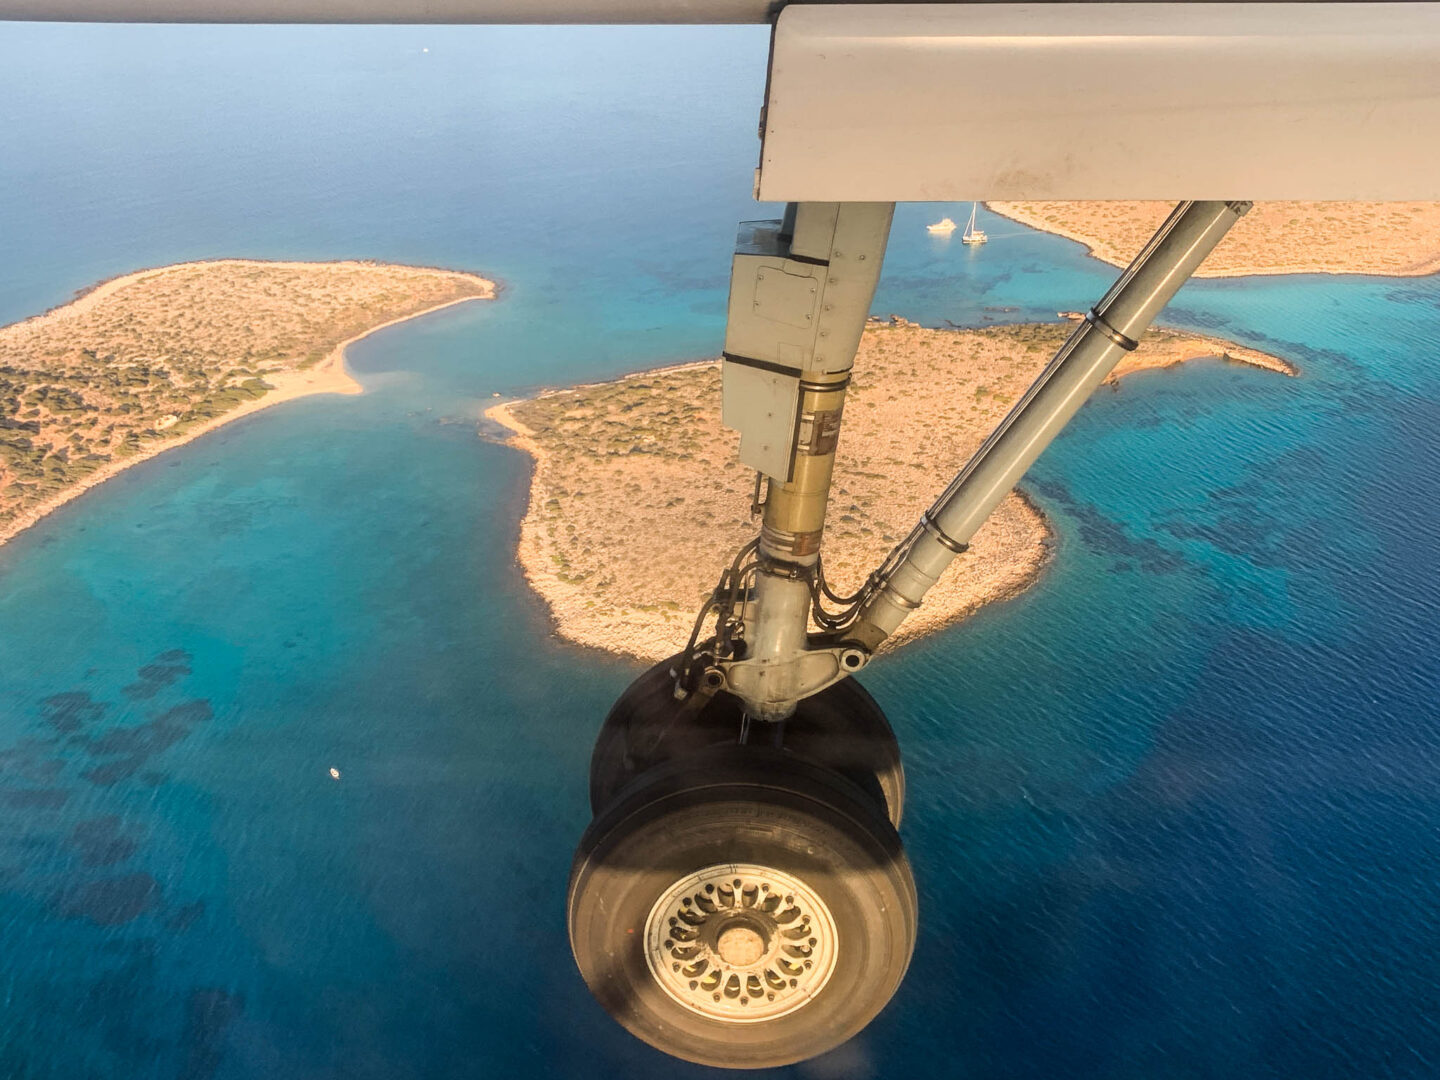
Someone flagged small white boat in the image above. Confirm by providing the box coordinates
[961,202,988,245]
[927,216,958,234]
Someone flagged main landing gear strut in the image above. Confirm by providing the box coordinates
[568,200,1251,1068]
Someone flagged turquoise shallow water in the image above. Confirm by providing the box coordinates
[2,23,1439,1080]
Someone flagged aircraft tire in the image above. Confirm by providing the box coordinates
[568,745,917,1070]
[588,654,905,827]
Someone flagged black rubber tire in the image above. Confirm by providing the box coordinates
[568,745,918,1070]
[589,654,905,827]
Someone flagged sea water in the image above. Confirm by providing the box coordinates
[1,23,1437,1080]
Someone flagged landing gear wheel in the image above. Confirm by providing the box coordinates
[588,653,906,826]
[568,746,917,1070]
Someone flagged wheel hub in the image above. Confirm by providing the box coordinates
[716,923,766,967]
[643,863,838,1023]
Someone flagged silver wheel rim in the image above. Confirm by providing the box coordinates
[643,863,838,1023]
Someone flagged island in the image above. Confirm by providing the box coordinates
[0,259,496,546]
[989,202,1440,278]
[489,319,1294,662]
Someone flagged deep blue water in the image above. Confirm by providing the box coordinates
[2,23,1438,1080]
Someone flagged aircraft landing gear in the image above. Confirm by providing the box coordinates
[568,199,1250,1068]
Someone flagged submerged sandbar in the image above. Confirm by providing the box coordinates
[490,319,1294,661]
[0,259,496,546]
[989,202,1440,278]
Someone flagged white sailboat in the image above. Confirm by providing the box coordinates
[961,202,988,245]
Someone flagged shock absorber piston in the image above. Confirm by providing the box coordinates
[714,201,895,718]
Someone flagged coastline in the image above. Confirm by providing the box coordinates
[987,202,1440,279]
[485,383,1056,661]
[39,257,497,324]
[486,322,1294,661]
[0,285,492,550]
[1112,329,1298,379]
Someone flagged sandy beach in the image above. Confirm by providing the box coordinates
[489,319,1295,662]
[989,202,1440,278]
[0,260,495,547]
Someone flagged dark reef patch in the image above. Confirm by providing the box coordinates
[122,652,193,701]
[57,872,160,925]
[68,699,210,786]
[70,816,140,867]
[0,746,64,785]
[180,988,244,1080]
[40,691,107,733]
[121,681,163,701]
[82,717,189,759]
[166,900,206,932]
[0,787,69,810]
[81,756,148,787]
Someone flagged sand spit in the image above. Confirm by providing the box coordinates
[489,319,1294,662]
[988,202,1440,279]
[0,259,496,548]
